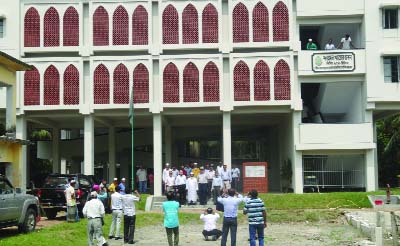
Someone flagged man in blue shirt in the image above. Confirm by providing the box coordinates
[118,178,126,195]
[163,191,180,246]
[243,190,266,246]
[217,189,244,246]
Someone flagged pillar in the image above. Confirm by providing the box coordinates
[16,115,27,191]
[84,114,94,175]
[108,126,116,181]
[292,112,303,194]
[6,86,16,129]
[366,149,376,191]
[153,114,162,196]
[52,128,60,173]
[222,111,232,168]
[165,125,172,164]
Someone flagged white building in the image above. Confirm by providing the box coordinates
[0,0,399,195]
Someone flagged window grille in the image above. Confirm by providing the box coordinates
[162,5,179,44]
[234,61,250,101]
[93,6,109,46]
[24,67,40,105]
[254,60,270,101]
[182,4,199,44]
[63,64,79,105]
[113,63,129,104]
[132,6,148,45]
[44,65,60,105]
[93,64,110,104]
[24,7,40,47]
[44,7,60,47]
[183,62,199,102]
[203,61,219,102]
[272,1,289,42]
[113,6,129,45]
[63,7,79,46]
[202,4,218,43]
[232,3,249,43]
[253,2,269,42]
[163,63,179,103]
[133,63,149,103]
[274,60,290,100]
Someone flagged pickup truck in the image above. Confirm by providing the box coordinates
[0,174,40,233]
[38,174,92,219]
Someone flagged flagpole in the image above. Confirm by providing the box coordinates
[129,93,135,192]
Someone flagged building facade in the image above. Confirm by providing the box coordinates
[1,0,399,195]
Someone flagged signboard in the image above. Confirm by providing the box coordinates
[245,166,265,178]
[312,52,355,72]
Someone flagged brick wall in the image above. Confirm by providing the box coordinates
[242,162,268,193]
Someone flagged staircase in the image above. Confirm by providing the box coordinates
[147,196,216,211]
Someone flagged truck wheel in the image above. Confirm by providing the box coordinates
[18,208,37,233]
[45,209,57,219]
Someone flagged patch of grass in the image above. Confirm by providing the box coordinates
[267,209,341,223]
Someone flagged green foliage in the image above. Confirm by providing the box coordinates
[30,129,52,141]
[280,159,293,192]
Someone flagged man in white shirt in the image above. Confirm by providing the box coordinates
[122,189,140,244]
[197,167,208,205]
[338,34,355,50]
[165,170,176,193]
[200,208,222,241]
[220,164,232,189]
[162,163,171,193]
[206,165,215,200]
[217,163,223,176]
[136,166,147,193]
[231,167,241,191]
[175,170,187,205]
[324,38,335,50]
[171,166,179,178]
[212,172,223,205]
[109,186,123,240]
[83,191,108,246]
[186,172,198,205]
[65,179,78,222]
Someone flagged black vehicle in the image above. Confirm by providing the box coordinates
[38,174,92,219]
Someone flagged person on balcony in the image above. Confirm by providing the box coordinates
[306,38,317,50]
[338,34,355,50]
[324,38,336,50]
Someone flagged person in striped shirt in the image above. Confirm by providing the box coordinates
[243,190,266,246]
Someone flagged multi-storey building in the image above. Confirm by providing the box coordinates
[0,0,399,195]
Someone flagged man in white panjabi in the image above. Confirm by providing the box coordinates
[186,172,198,205]
[162,163,171,193]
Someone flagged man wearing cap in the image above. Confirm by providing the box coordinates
[109,178,118,194]
[220,165,232,190]
[119,178,126,195]
[65,179,78,222]
[109,186,123,240]
[136,166,147,193]
[198,167,208,205]
[186,172,198,205]
[83,191,108,246]
[162,163,171,193]
[306,38,317,50]
[122,189,141,244]
[200,208,222,241]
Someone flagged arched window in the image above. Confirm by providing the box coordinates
[274,60,290,100]
[202,4,218,43]
[24,7,40,47]
[133,64,149,103]
[93,64,110,104]
[162,5,179,44]
[254,60,270,101]
[203,61,219,102]
[132,6,148,45]
[183,62,199,102]
[182,4,198,44]
[232,3,249,43]
[64,64,79,105]
[44,65,60,105]
[24,67,40,105]
[273,1,289,42]
[93,6,109,46]
[44,7,60,47]
[233,61,250,101]
[63,7,79,46]
[113,64,129,104]
[113,5,129,45]
[253,2,269,42]
[163,63,179,103]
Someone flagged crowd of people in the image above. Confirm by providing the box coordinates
[306,34,356,50]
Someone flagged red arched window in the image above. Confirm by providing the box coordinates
[94,64,110,104]
[132,5,148,45]
[113,64,129,104]
[163,63,179,103]
[113,5,129,45]
[254,60,270,101]
[24,67,40,105]
[182,4,198,44]
[274,60,290,100]
[44,7,60,47]
[183,62,199,102]
[273,1,289,42]
[203,61,219,102]
[64,64,79,105]
[133,64,149,103]
[234,61,250,101]
[24,7,40,47]
[202,4,218,43]
[63,7,79,46]
[232,3,249,43]
[93,6,109,46]
[253,2,269,42]
[162,5,179,44]
[44,65,60,105]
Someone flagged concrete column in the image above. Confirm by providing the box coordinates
[6,86,16,129]
[222,111,232,168]
[52,128,60,173]
[366,149,376,191]
[16,115,27,191]
[292,112,303,194]
[84,114,94,175]
[373,121,379,190]
[165,125,172,164]
[153,114,162,196]
[108,126,116,181]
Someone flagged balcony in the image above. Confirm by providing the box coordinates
[297,123,375,150]
[296,0,364,18]
[298,49,366,76]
